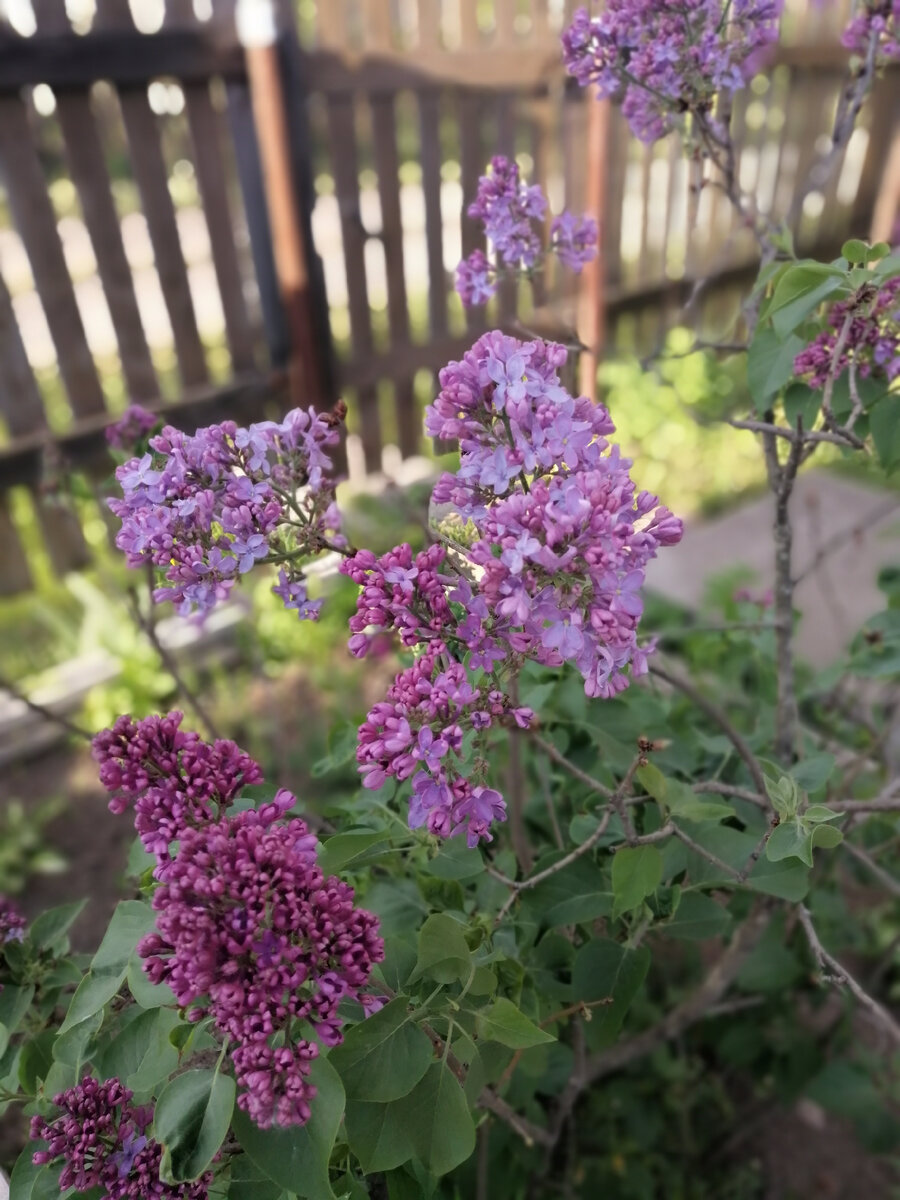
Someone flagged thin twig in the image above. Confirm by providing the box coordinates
[127,581,222,741]
[649,662,768,798]
[670,824,741,879]
[693,781,768,809]
[841,840,900,899]
[797,905,900,1046]
[583,899,772,1085]
[530,732,614,798]
[508,677,534,873]
[0,672,93,742]
[728,418,865,450]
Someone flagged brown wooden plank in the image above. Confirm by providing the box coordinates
[36,496,91,576]
[182,85,257,372]
[0,494,32,595]
[459,0,482,48]
[603,109,628,288]
[317,0,348,46]
[418,88,449,337]
[0,97,107,420]
[371,92,419,457]
[326,95,381,471]
[527,97,549,307]
[494,91,518,324]
[51,93,159,401]
[855,69,900,236]
[364,0,394,50]
[458,89,487,332]
[116,95,210,386]
[418,1,442,49]
[494,0,518,42]
[306,45,563,92]
[0,269,46,439]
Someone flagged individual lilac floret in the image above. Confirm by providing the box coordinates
[30,1076,210,1199]
[793,276,900,390]
[563,2,783,143]
[139,802,383,1127]
[92,711,264,858]
[108,405,345,618]
[272,569,324,621]
[105,404,159,453]
[456,249,497,307]
[551,212,599,272]
[842,1,899,60]
[0,895,25,945]
[456,157,598,306]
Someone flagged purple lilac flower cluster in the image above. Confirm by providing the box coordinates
[95,713,383,1129]
[842,1,900,60]
[0,895,25,944]
[793,276,900,389]
[456,156,598,307]
[562,2,783,143]
[93,711,263,858]
[105,404,159,453]
[341,332,681,844]
[352,639,532,845]
[108,405,346,618]
[31,1076,211,1199]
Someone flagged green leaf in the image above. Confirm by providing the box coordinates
[317,830,391,875]
[789,753,836,794]
[330,997,432,1101]
[867,241,891,262]
[18,1031,54,1093]
[8,1150,62,1200]
[410,914,471,985]
[572,939,650,1048]
[802,804,841,824]
[0,984,34,1040]
[475,998,555,1049]
[811,823,844,850]
[52,1009,103,1073]
[770,270,845,341]
[421,840,484,880]
[59,901,156,1033]
[227,1155,289,1200]
[636,763,666,801]
[870,395,900,471]
[660,893,732,941]
[28,901,86,952]
[127,954,176,1010]
[748,328,806,409]
[666,779,733,822]
[766,819,814,867]
[233,1055,345,1199]
[841,238,869,264]
[522,856,614,929]
[393,1063,475,1177]
[97,1007,181,1096]
[155,1069,235,1182]
[345,1100,415,1173]
[611,846,662,919]
[874,252,900,280]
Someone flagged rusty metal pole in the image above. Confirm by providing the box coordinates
[578,96,610,402]
[238,0,327,410]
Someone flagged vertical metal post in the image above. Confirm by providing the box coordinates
[238,0,332,410]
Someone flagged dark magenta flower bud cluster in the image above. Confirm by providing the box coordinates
[92,711,263,858]
[108,406,346,618]
[842,0,899,60]
[793,276,900,390]
[562,1,783,144]
[340,331,681,845]
[94,712,383,1129]
[105,404,159,453]
[455,155,598,307]
[0,895,25,945]
[30,1076,211,1199]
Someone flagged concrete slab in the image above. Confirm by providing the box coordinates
[645,471,900,666]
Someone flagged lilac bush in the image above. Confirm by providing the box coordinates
[6,3,900,1197]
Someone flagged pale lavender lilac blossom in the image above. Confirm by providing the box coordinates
[0,896,25,944]
[562,2,783,143]
[456,156,597,307]
[108,406,345,618]
[105,404,159,452]
[842,1,900,60]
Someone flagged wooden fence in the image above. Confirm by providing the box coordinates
[0,0,898,596]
